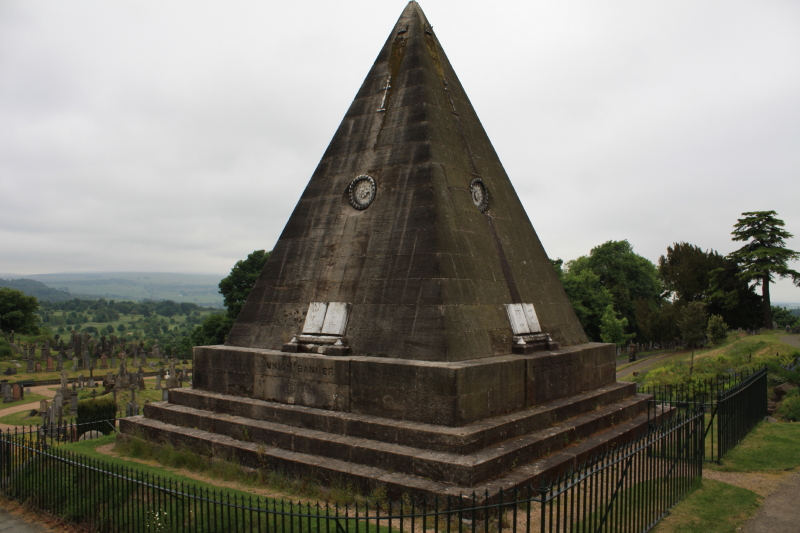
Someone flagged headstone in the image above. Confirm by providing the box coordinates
[46,357,54,372]
[2,381,12,403]
[3,367,16,376]
[26,358,34,373]
[34,362,41,373]
[72,356,79,370]
[87,377,95,388]
[155,370,163,390]
[100,355,108,369]
[60,368,69,392]
[11,383,22,401]
[53,391,63,422]
[111,356,118,368]
[70,391,78,416]
[57,354,64,371]
[78,374,85,389]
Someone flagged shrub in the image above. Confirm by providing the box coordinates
[77,395,117,435]
[707,315,728,345]
[777,389,800,422]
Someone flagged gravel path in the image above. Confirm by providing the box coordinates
[780,334,800,349]
[0,386,59,432]
[741,468,800,533]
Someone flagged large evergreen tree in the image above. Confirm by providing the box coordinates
[728,211,799,328]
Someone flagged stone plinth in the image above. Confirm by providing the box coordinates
[193,342,615,427]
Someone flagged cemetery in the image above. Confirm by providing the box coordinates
[0,2,797,532]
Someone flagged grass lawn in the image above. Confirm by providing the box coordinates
[0,408,74,426]
[652,421,800,533]
[652,479,759,533]
[708,421,800,472]
[0,392,47,410]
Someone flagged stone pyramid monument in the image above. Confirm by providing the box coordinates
[122,2,648,497]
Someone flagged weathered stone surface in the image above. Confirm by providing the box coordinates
[121,392,649,497]
[194,342,616,426]
[224,1,587,362]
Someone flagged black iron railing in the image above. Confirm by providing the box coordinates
[0,409,705,533]
[640,366,768,462]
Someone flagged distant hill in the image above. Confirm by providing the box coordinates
[0,278,73,302]
[0,272,225,307]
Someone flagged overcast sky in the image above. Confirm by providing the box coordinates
[1,1,799,303]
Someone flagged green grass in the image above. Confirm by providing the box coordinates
[0,392,47,409]
[708,422,800,472]
[0,408,74,426]
[651,479,760,533]
[652,421,800,532]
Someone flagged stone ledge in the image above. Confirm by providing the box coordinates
[166,381,637,455]
[143,393,648,486]
[119,406,654,499]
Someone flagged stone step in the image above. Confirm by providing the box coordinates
[136,392,648,486]
[164,381,637,455]
[119,406,653,500]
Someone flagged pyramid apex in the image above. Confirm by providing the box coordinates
[227,0,587,360]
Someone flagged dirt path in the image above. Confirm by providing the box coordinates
[616,351,682,380]
[780,334,800,349]
[740,468,800,533]
[0,386,60,431]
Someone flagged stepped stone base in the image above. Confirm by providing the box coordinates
[120,382,650,498]
[120,342,653,497]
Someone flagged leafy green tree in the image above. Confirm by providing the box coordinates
[219,249,270,319]
[634,298,680,343]
[191,314,234,346]
[659,242,726,302]
[706,314,728,345]
[553,260,614,341]
[772,306,800,328]
[599,304,635,347]
[568,240,661,338]
[0,288,41,334]
[728,211,800,328]
[678,301,707,371]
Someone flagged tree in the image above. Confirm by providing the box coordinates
[0,288,40,334]
[219,249,270,319]
[553,259,615,341]
[659,242,726,303]
[634,298,680,343]
[568,240,661,339]
[707,315,728,345]
[772,306,800,328]
[728,211,800,328]
[677,301,707,371]
[190,314,234,346]
[599,304,636,347]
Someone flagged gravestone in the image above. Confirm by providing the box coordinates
[57,354,63,371]
[34,362,41,373]
[3,367,16,376]
[2,381,12,403]
[12,384,22,402]
[78,374,85,389]
[122,2,646,497]
[46,357,54,372]
[70,391,78,416]
[26,358,34,374]
[154,370,162,390]
[100,355,108,369]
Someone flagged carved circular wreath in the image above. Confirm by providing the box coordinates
[348,175,377,210]
[470,178,489,212]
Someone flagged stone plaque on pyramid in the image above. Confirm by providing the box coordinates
[122,1,647,497]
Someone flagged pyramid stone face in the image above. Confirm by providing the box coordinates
[226,1,587,362]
